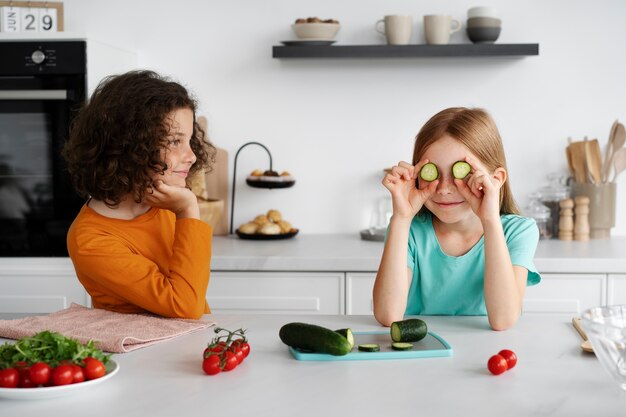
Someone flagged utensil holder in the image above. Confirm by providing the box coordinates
[571,182,616,239]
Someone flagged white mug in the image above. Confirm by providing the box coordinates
[423,15,461,45]
[375,15,413,45]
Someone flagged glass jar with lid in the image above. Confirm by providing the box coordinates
[539,173,570,239]
[525,192,552,239]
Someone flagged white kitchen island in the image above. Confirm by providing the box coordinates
[1,313,625,416]
[1,235,626,316]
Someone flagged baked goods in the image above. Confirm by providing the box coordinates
[253,214,270,226]
[259,223,281,235]
[237,209,296,236]
[238,222,258,235]
[247,169,294,184]
[267,209,282,223]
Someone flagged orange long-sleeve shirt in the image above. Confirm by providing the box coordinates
[67,204,212,319]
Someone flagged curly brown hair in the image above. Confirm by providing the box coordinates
[63,70,215,206]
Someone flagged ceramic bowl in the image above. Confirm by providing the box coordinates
[581,305,626,391]
[466,17,501,28]
[291,23,341,40]
[466,26,501,43]
[467,6,499,19]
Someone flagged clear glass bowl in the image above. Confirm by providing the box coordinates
[581,305,626,390]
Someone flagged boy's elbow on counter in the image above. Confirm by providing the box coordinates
[171,300,206,320]
[373,308,403,328]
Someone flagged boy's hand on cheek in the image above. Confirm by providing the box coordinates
[144,180,200,219]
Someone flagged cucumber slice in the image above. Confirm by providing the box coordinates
[390,318,428,343]
[335,328,355,349]
[419,163,439,181]
[452,161,471,179]
[391,342,414,351]
[358,344,380,352]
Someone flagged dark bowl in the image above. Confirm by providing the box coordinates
[466,26,501,44]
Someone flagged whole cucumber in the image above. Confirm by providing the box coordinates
[279,322,352,356]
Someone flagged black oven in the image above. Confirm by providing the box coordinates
[0,40,86,256]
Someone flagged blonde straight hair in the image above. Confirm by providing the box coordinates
[412,107,520,215]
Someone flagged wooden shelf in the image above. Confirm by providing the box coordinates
[272,43,539,59]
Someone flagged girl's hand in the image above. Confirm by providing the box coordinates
[144,180,200,219]
[454,157,504,223]
[382,160,439,220]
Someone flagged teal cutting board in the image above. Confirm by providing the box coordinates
[288,330,453,361]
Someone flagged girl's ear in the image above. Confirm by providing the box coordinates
[492,167,507,187]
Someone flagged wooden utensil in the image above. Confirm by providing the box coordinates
[572,317,594,353]
[602,120,619,182]
[609,123,626,177]
[612,147,626,182]
[568,141,588,183]
[585,139,603,184]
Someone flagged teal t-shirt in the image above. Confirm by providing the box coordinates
[404,212,541,316]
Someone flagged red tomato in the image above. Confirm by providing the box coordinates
[232,346,244,364]
[70,364,86,384]
[487,354,508,375]
[202,355,221,375]
[51,365,74,386]
[29,362,51,386]
[498,349,517,370]
[240,342,250,358]
[16,365,36,388]
[221,351,238,372]
[0,368,19,388]
[84,358,106,380]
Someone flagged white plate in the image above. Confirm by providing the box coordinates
[0,359,119,400]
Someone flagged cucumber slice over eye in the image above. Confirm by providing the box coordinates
[419,163,439,181]
[358,344,380,352]
[452,161,471,179]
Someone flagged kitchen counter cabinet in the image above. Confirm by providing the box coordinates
[207,271,344,314]
[1,313,624,417]
[2,235,626,315]
[0,258,89,315]
[608,274,626,305]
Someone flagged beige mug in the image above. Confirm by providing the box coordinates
[571,182,616,239]
[423,15,461,44]
[375,15,413,45]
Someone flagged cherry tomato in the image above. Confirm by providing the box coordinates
[221,351,238,372]
[51,365,74,386]
[16,365,37,388]
[240,342,251,358]
[231,346,244,364]
[29,362,51,386]
[70,364,86,384]
[498,349,517,370]
[487,354,508,375]
[231,339,251,358]
[202,354,221,375]
[84,358,106,380]
[0,368,19,388]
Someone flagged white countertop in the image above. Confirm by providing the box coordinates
[2,313,624,416]
[211,234,626,273]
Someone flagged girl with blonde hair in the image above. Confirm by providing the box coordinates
[373,107,540,331]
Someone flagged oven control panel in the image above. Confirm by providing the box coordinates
[0,41,86,75]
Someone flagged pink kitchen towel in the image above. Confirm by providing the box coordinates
[0,303,215,353]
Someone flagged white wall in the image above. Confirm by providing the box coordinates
[63,0,626,235]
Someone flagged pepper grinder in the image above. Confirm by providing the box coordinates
[574,196,590,241]
[558,198,574,240]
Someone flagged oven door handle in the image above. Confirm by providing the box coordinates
[0,90,67,100]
